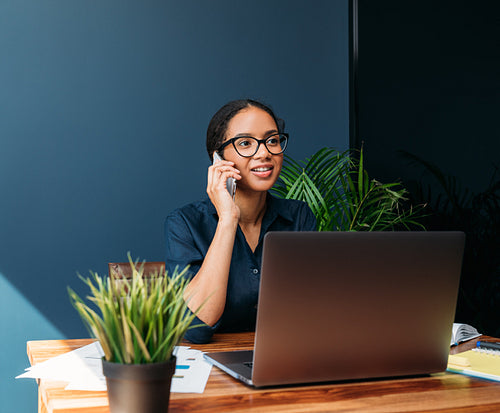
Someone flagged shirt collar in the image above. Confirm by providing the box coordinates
[264,192,296,223]
[207,198,218,216]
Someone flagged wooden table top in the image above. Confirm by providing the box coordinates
[28,333,500,413]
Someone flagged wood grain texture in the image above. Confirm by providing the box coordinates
[27,334,500,413]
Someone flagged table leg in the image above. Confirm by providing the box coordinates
[38,380,48,413]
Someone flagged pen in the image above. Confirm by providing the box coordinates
[476,341,500,351]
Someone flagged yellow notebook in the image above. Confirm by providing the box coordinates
[448,349,500,382]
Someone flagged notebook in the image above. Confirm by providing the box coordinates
[204,231,465,387]
[448,348,500,382]
[450,323,481,346]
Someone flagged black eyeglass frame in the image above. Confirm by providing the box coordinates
[216,133,289,158]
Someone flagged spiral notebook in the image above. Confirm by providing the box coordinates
[448,348,500,382]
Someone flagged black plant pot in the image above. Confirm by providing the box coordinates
[102,356,176,413]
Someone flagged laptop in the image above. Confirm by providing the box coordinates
[204,231,465,387]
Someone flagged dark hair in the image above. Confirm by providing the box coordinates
[206,99,284,160]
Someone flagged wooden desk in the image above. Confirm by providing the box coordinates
[28,333,500,413]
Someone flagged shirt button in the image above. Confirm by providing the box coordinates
[252,268,259,275]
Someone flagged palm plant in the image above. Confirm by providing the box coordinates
[399,150,500,336]
[68,255,200,364]
[272,147,425,231]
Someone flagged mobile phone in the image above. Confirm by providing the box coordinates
[213,152,237,200]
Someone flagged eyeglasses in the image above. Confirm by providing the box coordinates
[216,133,289,158]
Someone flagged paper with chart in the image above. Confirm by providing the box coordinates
[16,342,212,393]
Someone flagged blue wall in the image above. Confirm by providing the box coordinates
[0,1,349,410]
[1,273,63,411]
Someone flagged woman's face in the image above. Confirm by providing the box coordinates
[221,106,283,193]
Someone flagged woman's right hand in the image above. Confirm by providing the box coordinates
[207,159,241,223]
[188,159,240,326]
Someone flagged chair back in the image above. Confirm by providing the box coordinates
[108,261,166,280]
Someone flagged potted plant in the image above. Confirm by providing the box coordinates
[272,147,426,231]
[68,255,201,413]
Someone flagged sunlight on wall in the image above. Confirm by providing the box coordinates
[0,273,64,412]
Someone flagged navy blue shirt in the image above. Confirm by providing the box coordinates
[164,193,317,343]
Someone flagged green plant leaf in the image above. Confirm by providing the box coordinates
[274,147,426,232]
[68,258,202,364]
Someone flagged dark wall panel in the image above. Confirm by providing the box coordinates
[357,1,499,191]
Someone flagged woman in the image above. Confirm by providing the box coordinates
[165,99,316,343]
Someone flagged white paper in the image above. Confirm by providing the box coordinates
[171,347,213,393]
[17,341,105,385]
[17,342,212,394]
